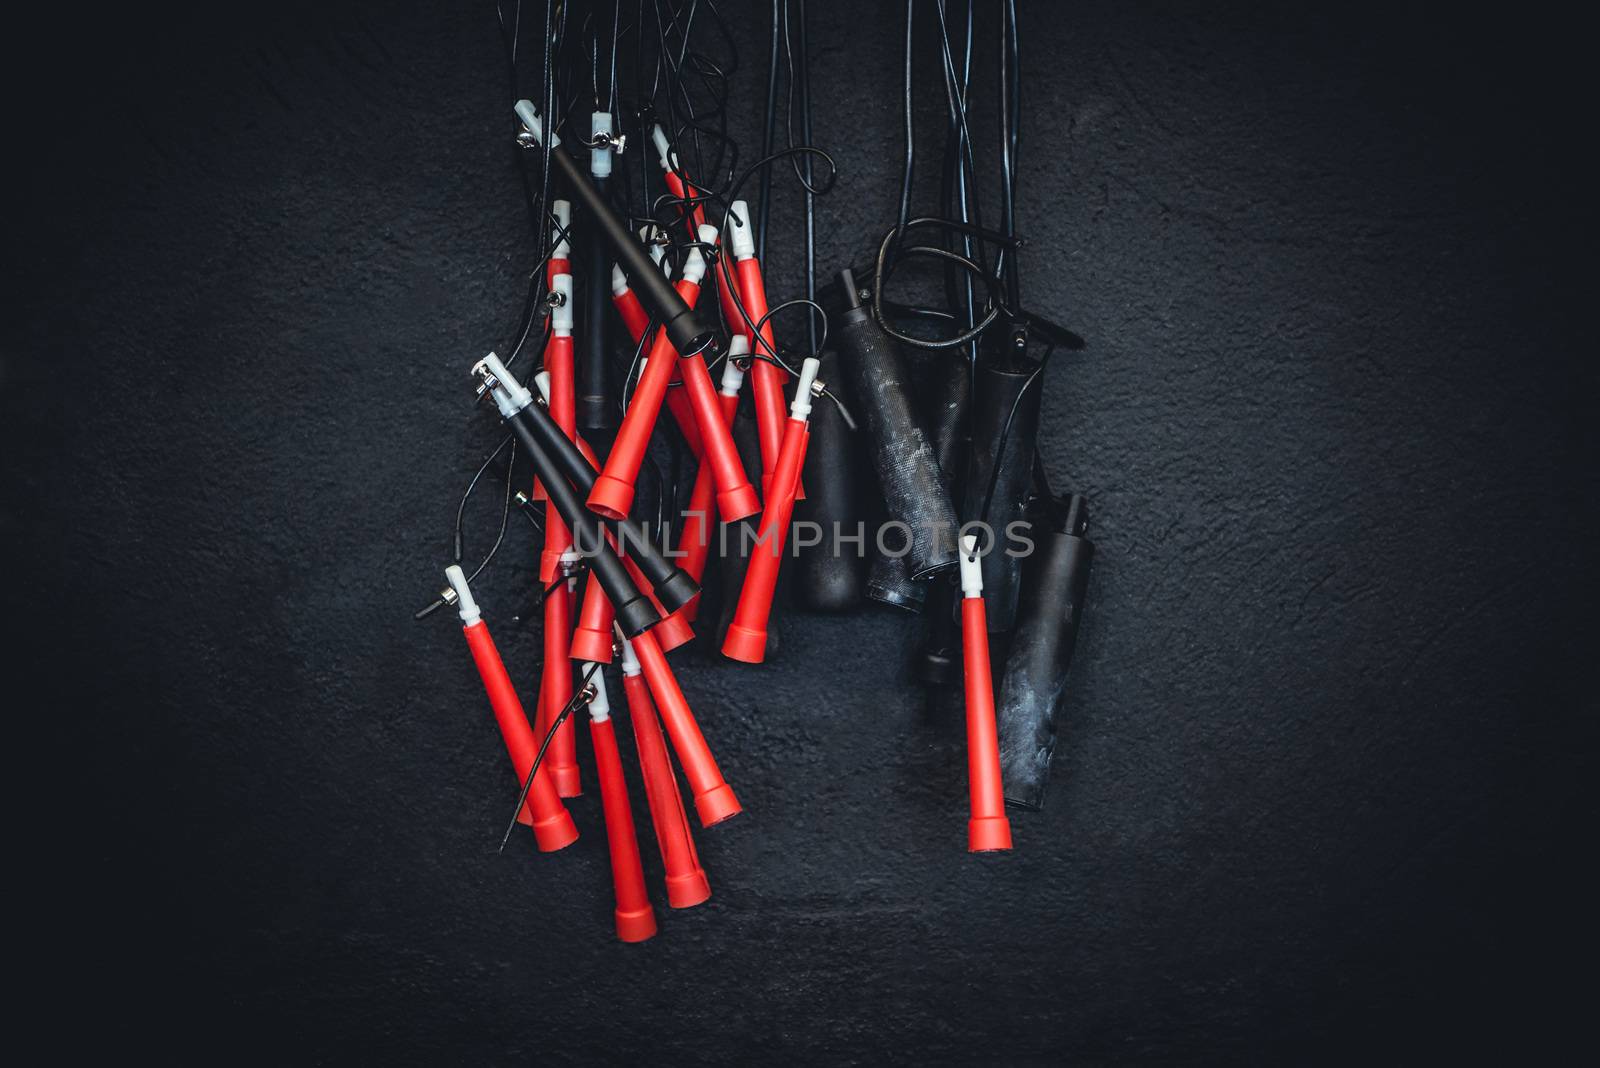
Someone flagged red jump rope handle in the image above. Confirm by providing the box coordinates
[537,578,581,797]
[677,340,759,522]
[669,374,742,626]
[622,655,711,908]
[570,568,616,664]
[538,328,577,581]
[722,417,810,664]
[588,275,704,521]
[590,709,659,942]
[733,255,786,484]
[651,224,760,523]
[461,620,577,852]
[960,539,1012,852]
[631,630,741,827]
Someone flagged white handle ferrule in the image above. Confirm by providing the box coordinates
[532,370,552,405]
[650,124,678,172]
[727,200,755,260]
[513,100,560,148]
[720,337,749,395]
[550,273,574,334]
[590,112,614,177]
[959,534,985,599]
[679,244,707,287]
[789,356,822,421]
[478,352,533,416]
[584,667,612,722]
[611,264,630,297]
[619,639,641,676]
[444,565,482,626]
[550,200,571,259]
[639,224,668,272]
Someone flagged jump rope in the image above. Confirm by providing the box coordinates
[423,0,1094,942]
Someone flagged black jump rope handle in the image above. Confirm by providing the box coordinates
[960,357,1045,633]
[509,399,698,614]
[995,493,1094,809]
[834,269,959,586]
[500,410,660,637]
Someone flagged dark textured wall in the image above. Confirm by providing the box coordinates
[8,1,1591,1061]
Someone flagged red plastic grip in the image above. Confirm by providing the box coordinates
[589,716,659,942]
[537,579,581,797]
[714,258,748,348]
[460,621,577,852]
[669,389,739,626]
[570,569,616,664]
[734,256,786,484]
[631,630,741,827]
[678,339,759,522]
[622,670,710,908]
[588,277,703,521]
[961,596,1013,853]
[722,417,810,664]
[732,255,803,499]
[538,332,577,581]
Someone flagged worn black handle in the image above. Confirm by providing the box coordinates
[961,356,1045,632]
[500,411,660,637]
[834,270,959,583]
[995,494,1094,809]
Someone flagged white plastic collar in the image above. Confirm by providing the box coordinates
[513,100,560,147]
[719,337,749,395]
[550,201,571,259]
[532,370,552,404]
[619,639,641,677]
[679,243,707,286]
[551,273,574,333]
[584,667,612,722]
[727,199,755,260]
[959,534,984,599]
[639,224,668,272]
[789,356,822,421]
[444,565,481,626]
[650,124,678,172]
[611,263,630,297]
[590,112,614,177]
[479,352,533,415]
